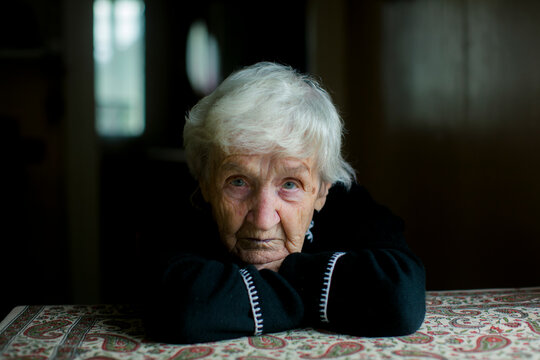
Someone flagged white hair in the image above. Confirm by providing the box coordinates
[183,62,356,188]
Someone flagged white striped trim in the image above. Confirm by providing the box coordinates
[239,268,264,335]
[305,220,315,242]
[319,252,346,323]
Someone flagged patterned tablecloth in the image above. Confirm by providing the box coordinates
[1,288,539,359]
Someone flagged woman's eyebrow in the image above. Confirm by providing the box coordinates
[278,163,311,177]
[284,165,309,174]
[219,162,248,173]
[219,160,311,176]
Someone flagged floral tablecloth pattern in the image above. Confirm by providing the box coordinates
[1,287,539,359]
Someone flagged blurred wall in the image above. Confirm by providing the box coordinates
[0,0,73,317]
[338,0,540,290]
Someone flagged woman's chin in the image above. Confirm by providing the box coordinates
[235,248,287,266]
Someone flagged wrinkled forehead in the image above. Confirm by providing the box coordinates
[209,149,320,179]
[222,154,312,174]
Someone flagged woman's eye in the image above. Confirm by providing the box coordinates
[282,181,298,190]
[229,178,246,187]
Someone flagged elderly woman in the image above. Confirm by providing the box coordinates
[145,62,425,344]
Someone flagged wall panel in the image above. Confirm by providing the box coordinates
[345,0,540,290]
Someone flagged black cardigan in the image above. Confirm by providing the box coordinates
[144,184,426,344]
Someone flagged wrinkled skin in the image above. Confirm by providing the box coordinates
[200,152,330,271]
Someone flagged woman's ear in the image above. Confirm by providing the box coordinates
[314,182,331,211]
[199,180,210,203]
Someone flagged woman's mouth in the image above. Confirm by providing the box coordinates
[237,237,276,249]
[243,237,274,244]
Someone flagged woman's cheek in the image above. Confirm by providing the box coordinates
[219,197,248,231]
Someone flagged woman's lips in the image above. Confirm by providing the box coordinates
[237,237,276,249]
[244,238,273,243]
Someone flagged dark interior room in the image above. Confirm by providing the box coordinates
[1,0,539,324]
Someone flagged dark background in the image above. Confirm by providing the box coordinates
[1,0,539,319]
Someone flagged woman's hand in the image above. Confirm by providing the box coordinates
[255,239,304,272]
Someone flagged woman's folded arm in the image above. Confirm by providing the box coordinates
[279,247,426,337]
[144,254,304,344]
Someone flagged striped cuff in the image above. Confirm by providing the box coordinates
[239,268,264,335]
[319,252,346,323]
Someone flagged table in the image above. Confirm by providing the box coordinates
[1,287,539,359]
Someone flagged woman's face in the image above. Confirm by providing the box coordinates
[201,152,329,267]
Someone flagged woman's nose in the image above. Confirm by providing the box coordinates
[246,188,280,230]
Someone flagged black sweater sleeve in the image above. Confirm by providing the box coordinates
[278,248,425,336]
[144,254,304,344]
